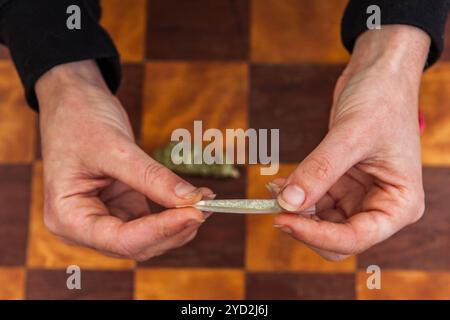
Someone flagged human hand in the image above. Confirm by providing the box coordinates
[36,60,214,260]
[270,25,430,260]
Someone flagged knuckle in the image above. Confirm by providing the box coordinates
[152,217,173,240]
[158,223,173,240]
[143,161,169,187]
[341,225,364,255]
[116,231,140,260]
[305,154,333,181]
[117,240,140,260]
[116,223,175,261]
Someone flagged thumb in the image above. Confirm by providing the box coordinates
[102,143,214,208]
[277,128,362,211]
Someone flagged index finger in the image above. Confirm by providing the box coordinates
[101,143,214,208]
[273,209,403,255]
[71,206,206,259]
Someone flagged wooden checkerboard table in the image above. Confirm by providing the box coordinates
[0,0,449,300]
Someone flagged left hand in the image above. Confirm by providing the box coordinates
[270,25,430,261]
[36,60,215,260]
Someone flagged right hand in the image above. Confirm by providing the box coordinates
[271,25,428,260]
[36,60,215,261]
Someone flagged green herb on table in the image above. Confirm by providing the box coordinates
[153,142,240,179]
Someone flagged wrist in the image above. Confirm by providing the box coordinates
[36,60,111,112]
[345,25,431,82]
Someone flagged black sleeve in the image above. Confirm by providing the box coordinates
[341,0,449,68]
[0,0,121,111]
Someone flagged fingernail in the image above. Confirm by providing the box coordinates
[273,224,292,235]
[185,218,205,228]
[175,182,200,199]
[203,193,217,200]
[266,182,282,195]
[278,184,305,211]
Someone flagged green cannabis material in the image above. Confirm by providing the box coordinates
[153,142,240,179]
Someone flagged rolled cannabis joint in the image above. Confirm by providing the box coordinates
[179,199,316,215]
[153,142,240,179]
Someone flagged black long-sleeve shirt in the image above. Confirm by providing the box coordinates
[0,0,120,110]
[0,0,448,110]
[341,0,449,68]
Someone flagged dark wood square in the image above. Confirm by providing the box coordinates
[250,64,344,162]
[146,0,249,60]
[0,165,32,265]
[26,270,134,299]
[246,272,355,299]
[117,63,144,139]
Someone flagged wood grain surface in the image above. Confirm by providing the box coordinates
[0,0,448,300]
